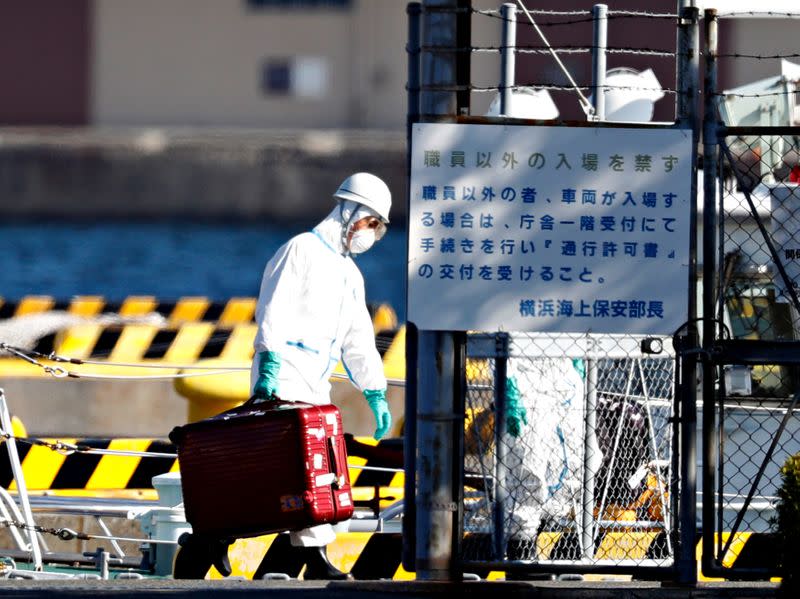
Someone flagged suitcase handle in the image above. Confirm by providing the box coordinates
[242,393,282,406]
[327,436,346,490]
[243,395,316,409]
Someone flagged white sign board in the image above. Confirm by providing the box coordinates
[408,123,692,334]
[768,183,800,300]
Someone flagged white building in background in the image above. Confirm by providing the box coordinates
[91,0,413,129]
[0,0,797,129]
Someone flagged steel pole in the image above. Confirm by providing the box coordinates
[415,0,462,581]
[701,7,719,581]
[577,3,608,561]
[591,4,607,120]
[493,334,509,561]
[402,2,421,574]
[580,359,599,559]
[499,3,516,116]
[675,1,700,586]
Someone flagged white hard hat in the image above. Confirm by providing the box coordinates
[486,88,559,120]
[333,172,391,223]
[601,67,664,123]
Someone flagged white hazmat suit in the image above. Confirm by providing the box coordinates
[505,357,587,549]
[250,201,387,547]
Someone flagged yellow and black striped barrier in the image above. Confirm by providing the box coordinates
[205,529,778,581]
[201,531,416,581]
[0,296,403,381]
[0,296,257,325]
[0,437,178,498]
[0,295,397,330]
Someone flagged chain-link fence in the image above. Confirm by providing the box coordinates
[700,129,800,578]
[460,334,675,573]
[405,0,698,580]
[407,1,800,582]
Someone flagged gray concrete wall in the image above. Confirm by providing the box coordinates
[0,129,408,223]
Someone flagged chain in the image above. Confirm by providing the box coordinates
[0,431,79,455]
[0,342,69,377]
[0,341,237,381]
[2,518,91,542]
[0,430,177,459]
[0,519,177,544]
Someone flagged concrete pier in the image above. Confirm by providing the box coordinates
[0,128,408,223]
[0,579,781,598]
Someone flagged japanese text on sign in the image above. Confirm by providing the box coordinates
[408,123,692,334]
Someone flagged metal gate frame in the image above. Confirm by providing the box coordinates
[403,1,703,583]
[456,333,689,580]
[700,9,800,580]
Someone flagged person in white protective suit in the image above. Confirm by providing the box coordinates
[503,355,587,561]
[249,172,392,580]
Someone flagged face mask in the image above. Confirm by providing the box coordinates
[349,229,376,254]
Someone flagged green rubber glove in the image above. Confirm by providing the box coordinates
[364,389,391,440]
[253,350,281,400]
[572,358,586,380]
[505,375,528,438]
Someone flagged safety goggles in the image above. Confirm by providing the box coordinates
[359,216,388,240]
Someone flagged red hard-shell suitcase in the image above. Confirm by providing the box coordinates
[169,399,353,539]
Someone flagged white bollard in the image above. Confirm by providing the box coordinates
[148,472,192,577]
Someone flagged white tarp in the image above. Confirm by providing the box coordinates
[408,123,693,335]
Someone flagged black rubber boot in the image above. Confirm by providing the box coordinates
[173,533,213,580]
[210,537,233,578]
[301,546,352,581]
[173,533,232,579]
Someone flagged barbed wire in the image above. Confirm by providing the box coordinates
[419,45,800,60]
[447,45,675,58]
[475,8,677,27]
[476,8,678,19]
[716,52,800,61]
[413,83,678,95]
[716,11,800,19]
[606,47,675,57]
[468,46,590,55]
[608,10,677,18]
[712,89,800,99]
[476,8,589,18]
[475,9,597,28]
